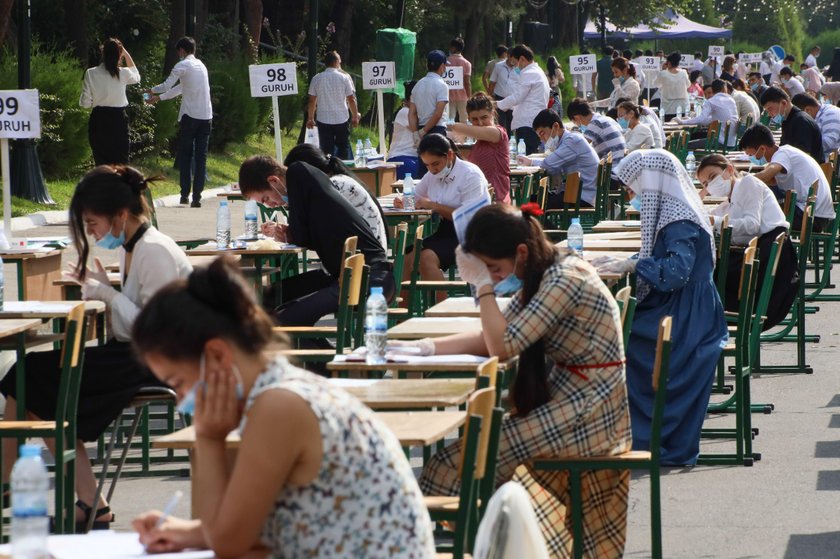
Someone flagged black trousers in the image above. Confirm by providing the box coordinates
[515,126,541,155]
[178,115,211,201]
[317,120,352,160]
[89,106,129,166]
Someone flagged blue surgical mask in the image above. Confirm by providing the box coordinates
[514,66,521,75]
[176,353,245,416]
[272,185,288,205]
[619,76,626,84]
[750,83,759,92]
[749,155,768,166]
[579,124,588,133]
[617,118,629,130]
[95,224,126,250]
[629,196,642,211]
[771,113,783,125]
[493,258,523,296]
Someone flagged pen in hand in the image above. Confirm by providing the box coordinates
[153,490,183,531]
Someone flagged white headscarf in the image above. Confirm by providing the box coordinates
[612,149,716,300]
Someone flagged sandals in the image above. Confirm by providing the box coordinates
[52,500,114,533]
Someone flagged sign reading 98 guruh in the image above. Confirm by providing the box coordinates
[249,63,298,97]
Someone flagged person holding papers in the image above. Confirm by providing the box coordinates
[396,203,632,557]
[394,133,490,282]
[132,258,435,559]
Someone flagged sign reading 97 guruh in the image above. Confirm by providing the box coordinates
[0,90,40,139]
[249,63,298,98]
[362,61,396,90]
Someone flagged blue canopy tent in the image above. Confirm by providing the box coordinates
[584,9,732,41]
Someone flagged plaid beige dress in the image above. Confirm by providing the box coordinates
[419,250,632,558]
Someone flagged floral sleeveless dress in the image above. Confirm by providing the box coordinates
[240,358,435,558]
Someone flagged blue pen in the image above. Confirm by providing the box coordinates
[153,490,183,530]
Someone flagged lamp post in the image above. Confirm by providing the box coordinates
[308,0,318,84]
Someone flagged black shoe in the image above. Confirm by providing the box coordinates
[190,200,201,208]
[179,196,189,205]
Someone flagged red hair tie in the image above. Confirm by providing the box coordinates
[520,202,544,217]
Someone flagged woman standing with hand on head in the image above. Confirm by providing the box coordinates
[79,38,140,165]
[0,165,192,531]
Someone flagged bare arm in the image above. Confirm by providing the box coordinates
[488,80,496,97]
[476,285,509,358]
[347,95,360,126]
[432,330,489,355]
[752,162,783,185]
[464,74,472,97]
[448,122,503,143]
[121,48,136,68]
[408,102,419,132]
[307,95,317,128]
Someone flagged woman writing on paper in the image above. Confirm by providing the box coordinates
[395,204,632,557]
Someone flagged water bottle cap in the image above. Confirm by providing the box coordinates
[220,200,228,206]
[19,444,41,458]
[571,217,580,224]
[370,287,383,295]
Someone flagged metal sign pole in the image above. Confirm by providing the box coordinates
[377,89,387,160]
[1,139,11,237]
[272,95,283,162]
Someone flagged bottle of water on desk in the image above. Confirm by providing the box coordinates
[676,105,683,120]
[403,174,415,211]
[244,199,258,239]
[685,151,696,178]
[355,139,366,167]
[509,138,517,165]
[517,138,527,159]
[364,137,374,157]
[216,200,231,249]
[11,444,49,559]
[567,217,584,254]
[365,287,388,364]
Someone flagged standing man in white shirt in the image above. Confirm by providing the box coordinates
[805,46,821,69]
[496,44,549,154]
[148,37,212,208]
[409,50,450,177]
[677,79,739,148]
[488,53,519,135]
[482,45,507,92]
[306,51,359,162]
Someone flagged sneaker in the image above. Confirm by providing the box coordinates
[179,196,189,205]
[190,201,201,208]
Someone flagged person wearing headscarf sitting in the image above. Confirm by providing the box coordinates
[595,149,727,466]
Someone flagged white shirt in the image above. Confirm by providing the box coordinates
[415,158,490,209]
[782,77,805,97]
[732,90,760,124]
[623,122,655,152]
[801,66,824,93]
[79,64,140,108]
[489,60,520,99]
[640,108,665,149]
[308,67,356,125]
[113,227,193,341]
[770,61,785,86]
[331,174,387,249]
[496,62,550,130]
[692,58,705,73]
[151,54,212,121]
[708,174,788,245]
[654,69,690,114]
[389,107,418,159]
[771,145,836,219]
[760,60,773,77]
[805,53,818,68]
[411,72,449,128]
[592,77,640,109]
[680,92,739,146]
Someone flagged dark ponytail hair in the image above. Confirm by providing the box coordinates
[283,143,356,178]
[131,256,277,362]
[418,133,461,159]
[463,205,556,416]
[102,38,122,79]
[69,165,155,280]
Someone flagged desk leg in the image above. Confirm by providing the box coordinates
[15,332,26,420]
[15,261,24,301]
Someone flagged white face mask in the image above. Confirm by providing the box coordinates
[545,133,560,151]
[706,173,732,197]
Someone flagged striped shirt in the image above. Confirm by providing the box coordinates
[583,113,626,164]
[538,130,600,205]
[308,68,355,125]
[816,104,840,161]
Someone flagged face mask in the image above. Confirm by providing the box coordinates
[272,185,288,205]
[493,257,523,296]
[749,148,768,166]
[514,66,521,75]
[750,83,759,92]
[617,118,629,130]
[435,159,454,179]
[177,353,245,416]
[545,133,560,151]
[706,173,732,197]
[579,124,587,133]
[629,195,642,212]
[619,76,626,84]
[781,78,789,85]
[771,113,783,125]
[95,222,126,250]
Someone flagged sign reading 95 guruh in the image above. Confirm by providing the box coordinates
[0,90,40,139]
[362,61,395,90]
[249,63,298,97]
[569,54,596,74]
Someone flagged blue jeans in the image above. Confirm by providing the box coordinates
[179,115,211,201]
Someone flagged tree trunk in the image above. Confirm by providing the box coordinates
[552,1,581,49]
[164,0,186,76]
[242,0,262,59]
[63,0,88,65]
[195,0,209,43]
[0,0,13,50]
[330,0,355,63]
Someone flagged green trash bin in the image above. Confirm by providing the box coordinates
[376,28,416,99]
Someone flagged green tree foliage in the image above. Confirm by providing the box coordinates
[725,0,805,60]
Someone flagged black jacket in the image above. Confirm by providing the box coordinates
[781,106,825,162]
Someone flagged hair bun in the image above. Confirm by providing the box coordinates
[187,256,258,322]
[112,165,149,194]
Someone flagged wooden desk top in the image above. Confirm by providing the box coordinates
[387,317,482,339]
[509,166,543,176]
[558,238,642,252]
[327,355,514,373]
[153,410,465,449]
[187,245,302,257]
[54,273,121,287]
[105,254,241,272]
[0,249,62,261]
[331,378,476,409]
[0,301,106,318]
[424,296,511,318]
[0,318,43,338]
[591,220,641,233]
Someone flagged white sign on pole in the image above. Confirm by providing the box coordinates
[361,61,396,160]
[569,54,596,75]
[362,61,395,90]
[679,54,692,69]
[738,53,751,64]
[749,52,763,63]
[640,56,662,72]
[442,66,464,90]
[708,46,725,58]
[249,63,298,163]
[0,89,41,239]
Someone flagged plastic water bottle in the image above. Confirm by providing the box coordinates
[676,105,683,119]
[216,200,231,249]
[659,106,665,121]
[567,217,584,254]
[355,139,366,167]
[685,151,697,178]
[244,200,258,239]
[364,137,374,157]
[403,174,415,211]
[509,138,517,165]
[517,138,527,158]
[11,445,49,559]
[365,287,388,364]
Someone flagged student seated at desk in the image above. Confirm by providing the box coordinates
[0,165,192,530]
[697,154,798,328]
[132,258,434,559]
[395,204,632,557]
[238,156,394,328]
[283,143,388,250]
[393,133,490,283]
